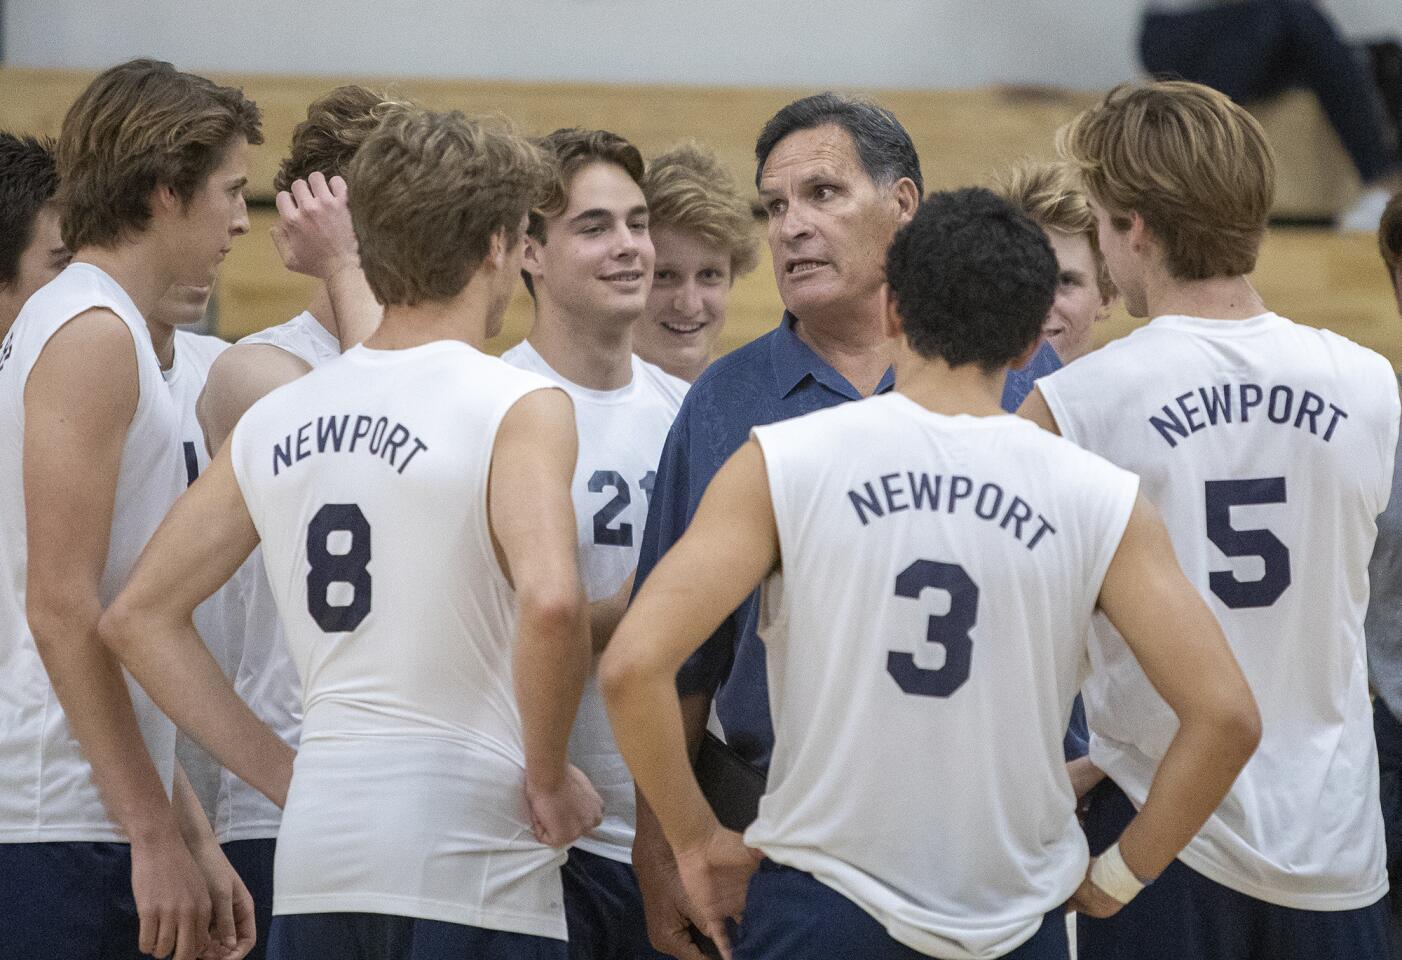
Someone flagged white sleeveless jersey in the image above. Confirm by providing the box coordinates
[165,329,234,820]
[0,263,184,841]
[745,393,1138,960]
[1039,312,1399,910]
[230,340,568,938]
[502,340,686,862]
[211,313,339,843]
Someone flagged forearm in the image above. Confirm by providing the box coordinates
[172,764,217,852]
[608,671,717,852]
[101,609,294,809]
[30,601,181,843]
[588,572,635,654]
[633,691,712,859]
[324,266,381,351]
[514,590,589,788]
[1114,711,1256,879]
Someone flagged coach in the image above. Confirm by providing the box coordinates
[628,92,1056,959]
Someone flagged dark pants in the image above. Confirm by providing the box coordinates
[268,913,566,960]
[0,841,142,960]
[1140,0,1397,182]
[561,848,670,960]
[1375,698,1402,959]
[1078,779,1392,960]
[733,859,1068,960]
[223,837,276,960]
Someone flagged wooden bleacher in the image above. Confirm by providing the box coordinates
[1,68,1395,363]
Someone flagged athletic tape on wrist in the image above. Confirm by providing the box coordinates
[1089,842,1145,905]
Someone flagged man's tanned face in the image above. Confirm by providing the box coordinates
[758,124,903,323]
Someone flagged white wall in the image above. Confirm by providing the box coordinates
[3,0,1397,90]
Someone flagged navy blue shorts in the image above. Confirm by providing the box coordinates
[1078,778,1393,960]
[0,841,142,960]
[223,837,276,960]
[562,847,670,960]
[733,859,1068,960]
[268,912,566,960]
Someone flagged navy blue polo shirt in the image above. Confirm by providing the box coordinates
[634,313,1063,771]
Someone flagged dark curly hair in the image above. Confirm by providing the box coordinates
[885,187,1057,372]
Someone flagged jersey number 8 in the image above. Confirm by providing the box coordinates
[307,503,373,632]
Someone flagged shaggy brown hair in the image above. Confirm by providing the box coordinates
[643,143,760,279]
[274,85,410,193]
[1058,80,1275,280]
[56,59,262,251]
[349,108,551,306]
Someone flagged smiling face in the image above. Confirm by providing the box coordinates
[165,136,251,287]
[635,226,732,381]
[758,124,906,326]
[1042,227,1109,362]
[525,160,655,330]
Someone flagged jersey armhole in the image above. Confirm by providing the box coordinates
[480,383,566,591]
[1036,375,1078,446]
[1090,471,1142,603]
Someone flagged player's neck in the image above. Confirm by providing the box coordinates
[145,319,177,370]
[73,241,178,322]
[1144,269,1266,322]
[526,299,634,391]
[368,290,490,352]
[791,298,892,397]
[894,351,1006,419]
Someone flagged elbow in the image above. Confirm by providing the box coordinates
[519,582,583,643]
[598,625,658,711]
[1226,698,1263,763]
[26,581,101,659]
[95,594,145,662]
[1204,690,1262,769]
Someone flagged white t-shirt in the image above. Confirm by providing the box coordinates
[746,393,1138,959]
[0,263,184,841]
[1039,312,1399,910]
[214,312,339,842]
[165,329,234,820]
[502,339,687,862]
[230,340,568,938]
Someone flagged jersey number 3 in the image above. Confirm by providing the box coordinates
[307,503,372,632]
[887,560,978,698]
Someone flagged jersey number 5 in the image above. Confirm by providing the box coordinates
[886,559,978,698]
[1204,478,1291,609]
[307,503,372,632]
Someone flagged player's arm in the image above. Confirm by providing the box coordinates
[1015,385,1061,435]
[24,309,213,960]
[588,571,634,653]
[601,439,776,957]
[100,441,295,809]
[1073,493,1261,916]
[197,343,311,454]
[632,692,713,960]
[489,387,600,848]
[171,765,255,960]
[271,172,381,349]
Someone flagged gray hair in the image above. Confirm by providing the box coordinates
[754,92,923,195]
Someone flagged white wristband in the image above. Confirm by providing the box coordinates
[1089,842,1146,905]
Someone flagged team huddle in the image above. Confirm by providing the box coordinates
[0,56,1398,960]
